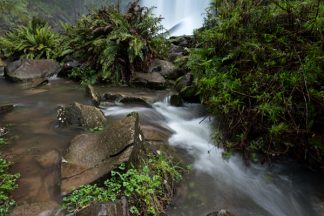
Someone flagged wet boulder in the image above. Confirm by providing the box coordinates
[57,102,106,130]
[0,104,14,115]
[4,59,61,82]
[61,112,145,193]
[175,73,199,102]
[148,59,179,80]
[86,86,171,105]
[77,197,129,216]
[168,44,188,62]
[131,72,166,89]
[86,85,101,106]
[169,94,183,107]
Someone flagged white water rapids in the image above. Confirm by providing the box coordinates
[102,99,323,216]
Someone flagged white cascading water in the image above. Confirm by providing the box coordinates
[103,99,322,216]
[140,0,210,35]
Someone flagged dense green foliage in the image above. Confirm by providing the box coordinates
[63,153,182,215]
[0,18,64,60]
[0,0,122,31]
[189,0,324,166]
[0,0,28,29]
[0,156,20,215]
[64,0,169,84]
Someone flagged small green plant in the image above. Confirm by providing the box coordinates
[89,126,104,133]
[63,153,183,215]
[0,138,7,145]
[0,156,20,215]
[0,17,65,59]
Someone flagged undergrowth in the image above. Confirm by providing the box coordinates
[63,153,183,215]
[0,156,20,215]
[188,0,324,167]
[64,0,169,84]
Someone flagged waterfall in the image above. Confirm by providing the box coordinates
[140,0,210,36]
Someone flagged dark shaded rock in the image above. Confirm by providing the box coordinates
[0,66,4,76]
[118,97,150,107]
[59,59,81,77]
[169,35,194,47]
[168,44,188,62]
[61,113,145,193]
[57,102,106,130]
[141,124,172,144]
[132,72,166,89]
[149,59,179,80]
[169,94,183,107]
[206,209,235,216]
[175,73,199,102]
[77,196,129,216]
[0,104,14,115]
[86,84,101,106]
[5,59,61,82]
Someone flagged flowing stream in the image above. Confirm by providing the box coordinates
[103,99,324,216]
[0,78,323,215]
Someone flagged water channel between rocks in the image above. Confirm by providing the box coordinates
[0,78,324,216]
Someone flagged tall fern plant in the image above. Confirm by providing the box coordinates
[0,18,63,60]
[65,0,168,84]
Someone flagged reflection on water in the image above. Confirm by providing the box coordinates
[0,78,87,206]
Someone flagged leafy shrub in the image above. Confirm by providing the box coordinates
[0,156,20,215]
[0,17,64,59]
[189,0,324,166]
[63,153,182,215]
[64,0,169,84]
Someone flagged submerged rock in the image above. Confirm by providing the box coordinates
[57,102,106,130]
[77,196,129,216]
[4,59,61,82]
[61,112,145,193]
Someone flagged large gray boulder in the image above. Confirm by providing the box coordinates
[148,59,179,80]
[57,102,106,130]
[131,72,166,89]
[77,197,129,216]
[61,113,145,193]
[4,59,61,82]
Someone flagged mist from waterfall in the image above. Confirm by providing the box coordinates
[141,0,210,36]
